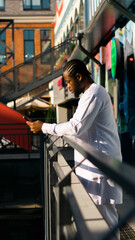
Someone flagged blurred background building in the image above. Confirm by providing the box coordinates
[0,0,135,163]
[0,1,135,239]
[50,0,135,165]
[0,0,55,71]
[0,0,56,121]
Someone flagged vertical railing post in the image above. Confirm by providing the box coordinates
[40,133,45,202]
[56,175,71,240]
[49,146,58,240]
[27,125,31,159]
[43,136,49,240]
[12,20,15,68]
[43,135,55,240]
[43,135,58,240]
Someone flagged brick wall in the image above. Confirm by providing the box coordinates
[15,29,24,66]
[2,0,56,16]
[0,0,56,72]
[0,22,54,72]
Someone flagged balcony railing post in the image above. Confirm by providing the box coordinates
[43,137,50,240]
[43,136,59,240]
[56,175,71,240]
[42,134,135,240]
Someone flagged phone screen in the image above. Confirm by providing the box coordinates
[23,116,30,121]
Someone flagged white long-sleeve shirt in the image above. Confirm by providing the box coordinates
[42,83,122,205]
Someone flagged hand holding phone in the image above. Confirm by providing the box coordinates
[26,120,43,133]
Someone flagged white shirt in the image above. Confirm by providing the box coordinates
[42,83,122,205]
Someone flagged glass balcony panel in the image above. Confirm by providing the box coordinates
[0,71,14,97]
[17,64,33,89]
[35,55,51,80]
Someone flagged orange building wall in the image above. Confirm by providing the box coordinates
[15,29,25,66]
[51,28,55,47]
[35,29,41,56]
[0,22,54,72]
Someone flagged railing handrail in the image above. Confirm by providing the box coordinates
[43,134,135,240]
[0,123,41,154]
[63,135,135,196]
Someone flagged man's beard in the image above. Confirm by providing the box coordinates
[74,90,80,98]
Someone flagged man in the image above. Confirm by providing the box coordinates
[27,59,122,239]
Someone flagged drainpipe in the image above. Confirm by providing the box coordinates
[77,32,102,67]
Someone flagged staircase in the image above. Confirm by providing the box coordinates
[0,38,77,105]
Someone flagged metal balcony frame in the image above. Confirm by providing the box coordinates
[0,20,15,70]
[107,0,135,23]
[43,134,135,240]
[0,38,77,104]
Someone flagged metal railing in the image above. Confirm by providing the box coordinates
[0,123,41,154]
[0,38,77,103]
[43,134,135,240]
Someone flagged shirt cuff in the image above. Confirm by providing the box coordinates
[41,122,56,135]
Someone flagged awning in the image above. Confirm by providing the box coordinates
[70,0,135,61]
[7,94,52,110]
[0,102,31,152]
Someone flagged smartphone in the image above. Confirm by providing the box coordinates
[23,115,31,121]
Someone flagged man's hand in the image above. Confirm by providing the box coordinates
[26,120,43,134]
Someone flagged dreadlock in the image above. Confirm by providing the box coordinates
[63,59,91,79]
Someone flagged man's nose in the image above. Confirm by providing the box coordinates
[67,83,70,88]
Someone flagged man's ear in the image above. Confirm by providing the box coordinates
[76,73,82,82]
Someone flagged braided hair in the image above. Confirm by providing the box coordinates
[63,59,91,79]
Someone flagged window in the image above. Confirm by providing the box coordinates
[0,0,4,10]
[69,18,74,38]
[23,0,50,10]
[79,0,85,32]
[0,30,6,64]
[41,30,51,52]
[66,26,69,40]
[74,9,79,36]
[24,30,34,61]
[41,30,51,63]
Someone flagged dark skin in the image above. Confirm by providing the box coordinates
[26,70,93,133]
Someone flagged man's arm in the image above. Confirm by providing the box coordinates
[26,93,102,136]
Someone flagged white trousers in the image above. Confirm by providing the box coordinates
[97,204,120,240]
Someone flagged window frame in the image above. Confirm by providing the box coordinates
[40,29,51,64]
[24,30,35,62]
[41,29,51,52]
[0,30,6,64]
[0,0,5,10]
[23,0,50,10]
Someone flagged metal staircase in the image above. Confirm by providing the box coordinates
[0,38,77,105]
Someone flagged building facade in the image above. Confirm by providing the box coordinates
[0,0,56,72]
[51,0,135,165]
